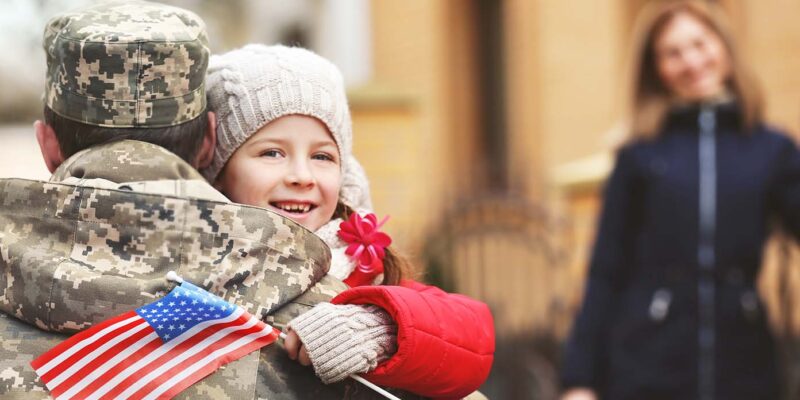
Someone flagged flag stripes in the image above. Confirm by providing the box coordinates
[31,284,280,400]
[31,312,142,374]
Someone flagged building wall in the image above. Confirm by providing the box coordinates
[737,0,800,139]
[352,0,482,257]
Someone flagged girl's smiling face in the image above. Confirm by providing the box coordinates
[216,115,341,231]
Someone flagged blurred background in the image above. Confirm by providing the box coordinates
[3,0,800,398]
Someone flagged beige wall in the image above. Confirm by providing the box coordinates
[738,0,800,139]
[504,0,543,196]
[353,1,446,251]
[353,1,483,256]
[535,0,628,169]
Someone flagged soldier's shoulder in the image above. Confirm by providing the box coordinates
[0,313,66,397]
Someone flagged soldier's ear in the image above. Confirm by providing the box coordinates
[35,120,64,173]
[195,111,217,169]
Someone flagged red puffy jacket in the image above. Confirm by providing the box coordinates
[332,280,495,399]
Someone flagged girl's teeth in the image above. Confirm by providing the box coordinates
[277,203,310,213]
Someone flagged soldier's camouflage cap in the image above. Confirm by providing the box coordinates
[43,0,209,128]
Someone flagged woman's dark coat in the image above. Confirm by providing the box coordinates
[561,102,800,400]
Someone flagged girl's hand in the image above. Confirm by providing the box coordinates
[283,327,312,366]
[561,388,598,400]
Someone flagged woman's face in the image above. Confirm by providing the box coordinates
[654,12,731,101]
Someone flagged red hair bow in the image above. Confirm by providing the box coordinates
[338,212,392,287]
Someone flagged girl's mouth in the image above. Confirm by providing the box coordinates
[269,201,316,214]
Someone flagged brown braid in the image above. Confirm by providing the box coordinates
[333,202,415,285]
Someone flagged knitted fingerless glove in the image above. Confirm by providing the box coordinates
[287,303,397,384]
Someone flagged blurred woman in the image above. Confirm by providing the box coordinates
[560,1,800,399]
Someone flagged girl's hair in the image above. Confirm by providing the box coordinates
[333,202,415,286]
[627,0,763,138]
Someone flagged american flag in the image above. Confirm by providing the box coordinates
[31,280,280,400]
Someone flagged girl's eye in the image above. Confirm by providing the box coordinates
[260,149,282,158]
[312,153,336,162]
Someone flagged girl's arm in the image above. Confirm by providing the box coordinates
[560,145,642,391]
[286,303,397,383]
[288,281,494,399]
[332,281,494,399]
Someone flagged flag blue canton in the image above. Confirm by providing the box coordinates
[135,282,237,342]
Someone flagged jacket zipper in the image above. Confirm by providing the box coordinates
[697,105,717,400]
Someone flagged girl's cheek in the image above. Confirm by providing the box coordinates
[316,168,342,188]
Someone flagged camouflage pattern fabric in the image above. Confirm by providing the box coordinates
[52,140,229,202]
[52,139,206,183]
[43,1,208,128]
[0,142,425,399]
[0,177,330,333]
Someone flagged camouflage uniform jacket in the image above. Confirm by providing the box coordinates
[0,140,422,399]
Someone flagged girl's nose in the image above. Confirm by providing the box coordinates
[285,160,315,187]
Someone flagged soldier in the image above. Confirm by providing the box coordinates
[0,1,417,398]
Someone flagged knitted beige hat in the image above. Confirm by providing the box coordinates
[203,44,372,211]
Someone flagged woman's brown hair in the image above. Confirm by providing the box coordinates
[333,202,415,286]
[627,0,763,138]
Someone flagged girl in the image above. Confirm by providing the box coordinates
[203,44,494,399]
[561,2,800,400]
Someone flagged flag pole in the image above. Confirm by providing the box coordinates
[166,270,184,284]
[276,334,401,400]
[350,375,402,400]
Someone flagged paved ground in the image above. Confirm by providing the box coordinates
[0,124,50,180]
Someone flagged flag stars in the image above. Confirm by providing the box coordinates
[134,284,244,343]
